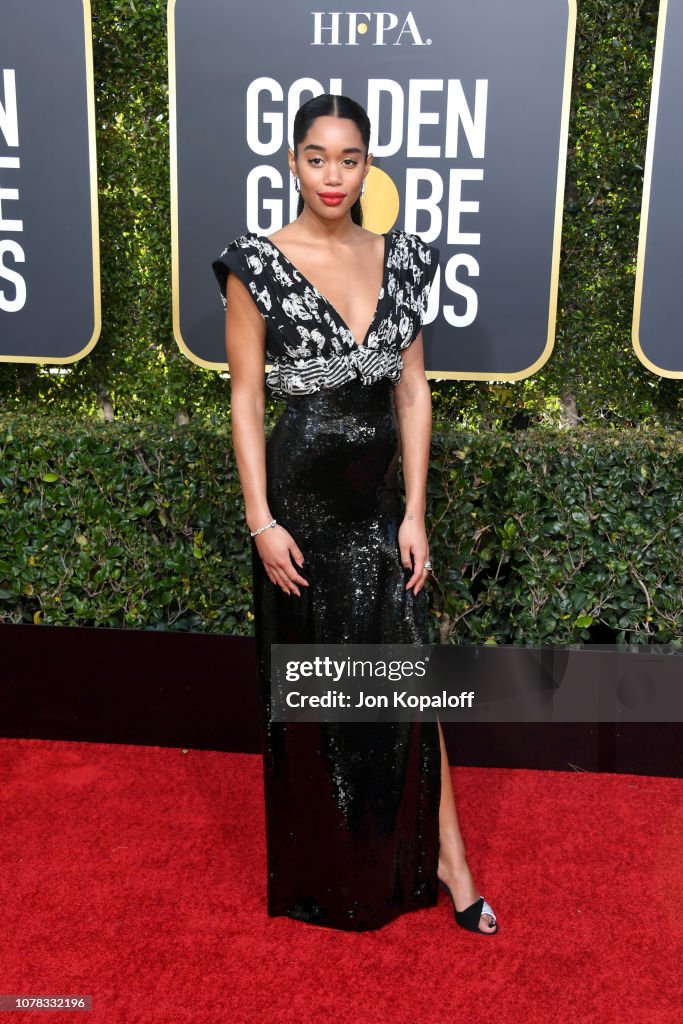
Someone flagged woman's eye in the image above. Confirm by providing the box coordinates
[307,157,358,167]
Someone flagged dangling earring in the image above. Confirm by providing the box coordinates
[360,179,366,196]
[293,176,300,193]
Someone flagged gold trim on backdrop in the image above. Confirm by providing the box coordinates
[170,0,577,380]
[0,0,101,365]
[631,0,680,377]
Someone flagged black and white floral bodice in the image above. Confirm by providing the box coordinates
[211,228,439,398]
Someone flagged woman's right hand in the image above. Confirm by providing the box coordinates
[254,525,309,597]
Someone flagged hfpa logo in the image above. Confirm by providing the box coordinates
[311,11,432,46]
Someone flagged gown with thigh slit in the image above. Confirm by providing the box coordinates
[212,228,441,931]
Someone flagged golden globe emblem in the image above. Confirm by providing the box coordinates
[360,165,400,234]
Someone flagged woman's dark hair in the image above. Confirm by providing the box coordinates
[292,94,371,227]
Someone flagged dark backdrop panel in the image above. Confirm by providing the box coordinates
[170,0,575,378]
[0,0,99,362]
[634,0,683,375]
[0,623,679,778]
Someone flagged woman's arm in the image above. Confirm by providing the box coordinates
[393,331,432,595]
[225,272,309,596]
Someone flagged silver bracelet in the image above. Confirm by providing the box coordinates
[250,518,277,537]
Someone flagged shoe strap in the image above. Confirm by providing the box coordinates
[480,898,497,924]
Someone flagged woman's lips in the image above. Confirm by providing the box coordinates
[319,193,346,206]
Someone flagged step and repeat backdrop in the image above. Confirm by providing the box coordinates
[1,1,681,379]
[633,0,683,378]
[169,0,576,377]
[0,0,100,363]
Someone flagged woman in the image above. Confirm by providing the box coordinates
[212,94,497,934]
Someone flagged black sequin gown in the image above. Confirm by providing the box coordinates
[212,230,441,931]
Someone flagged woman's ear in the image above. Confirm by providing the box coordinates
[287,148,297,178]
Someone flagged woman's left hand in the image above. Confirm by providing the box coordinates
[398,515,430,595]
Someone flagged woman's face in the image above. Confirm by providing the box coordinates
[288,115,372,220]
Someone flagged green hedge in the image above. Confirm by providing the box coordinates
[2,417,680,644]
[428,428,683,645]
[0,417,250,633]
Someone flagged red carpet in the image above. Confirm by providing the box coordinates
[0,737,680,1024]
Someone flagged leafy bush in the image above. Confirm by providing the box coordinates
[2,417,681,644]
[428,426,683,644]
[0,417,251,632]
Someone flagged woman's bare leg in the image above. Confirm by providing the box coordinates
[436,719,497,932]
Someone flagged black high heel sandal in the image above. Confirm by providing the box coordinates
[439,879,498,935]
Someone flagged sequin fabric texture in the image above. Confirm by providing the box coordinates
[212,230,441,931]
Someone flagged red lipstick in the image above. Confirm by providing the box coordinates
[319,192,346,206]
